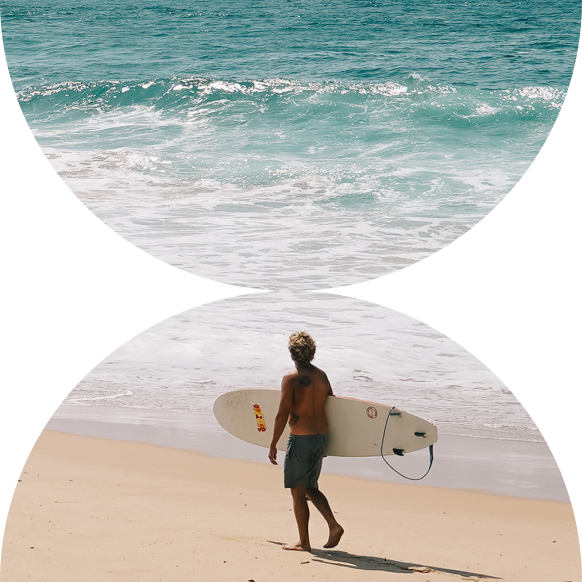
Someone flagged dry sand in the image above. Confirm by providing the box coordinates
[1,430,580,582]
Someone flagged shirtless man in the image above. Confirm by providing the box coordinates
[268,331,344,552]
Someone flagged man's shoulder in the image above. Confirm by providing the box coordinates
[311,365,328,378]
[282,370,300,386]
[282,365,328,383]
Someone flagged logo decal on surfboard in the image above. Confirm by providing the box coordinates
[253,404,267,432]
[366,406,378,419]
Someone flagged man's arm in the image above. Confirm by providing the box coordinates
[268,376,293,465]
[325,372,334,396]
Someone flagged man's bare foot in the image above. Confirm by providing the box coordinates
[323,525,344,548]
[282,542,311,552]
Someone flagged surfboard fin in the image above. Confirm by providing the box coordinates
[392,448,405,456]
[414,431,427,438]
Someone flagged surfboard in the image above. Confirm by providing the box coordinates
[213,388,437,457]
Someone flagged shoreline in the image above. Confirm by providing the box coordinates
[46,404,569,502]
[2,430,580,582]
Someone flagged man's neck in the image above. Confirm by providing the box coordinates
[295,362,314,372]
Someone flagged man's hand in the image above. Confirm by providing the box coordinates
[268,444,278,465]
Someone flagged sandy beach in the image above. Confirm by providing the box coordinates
[1,430,580,582]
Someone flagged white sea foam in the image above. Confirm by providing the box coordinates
[24,76,562,444]
[67,389,134,406]
[68,294,539,441]
[37,189,495,287]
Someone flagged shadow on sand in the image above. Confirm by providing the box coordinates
[268,541,500,580]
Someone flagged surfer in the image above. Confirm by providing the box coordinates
[268,331,344,552]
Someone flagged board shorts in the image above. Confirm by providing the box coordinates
[284,434,328,489]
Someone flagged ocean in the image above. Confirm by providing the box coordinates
[3,0,579,288]
[2,0,580,498]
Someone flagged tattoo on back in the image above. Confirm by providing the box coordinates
[299,375,312,387]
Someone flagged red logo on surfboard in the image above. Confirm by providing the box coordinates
[366,406,378,419]
[253,404,267,432]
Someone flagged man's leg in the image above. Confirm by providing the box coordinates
[283,485,311,551]
[306,488,344,548]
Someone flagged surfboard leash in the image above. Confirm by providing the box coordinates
[380,406,434,481]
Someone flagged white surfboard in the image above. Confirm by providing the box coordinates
[213,388,437,457]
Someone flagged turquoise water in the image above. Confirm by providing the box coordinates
[2,0,579,288]
[3,0,579,87]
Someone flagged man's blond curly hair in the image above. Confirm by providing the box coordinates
[288,331,316,364]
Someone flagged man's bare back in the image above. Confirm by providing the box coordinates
[284,363,333,436]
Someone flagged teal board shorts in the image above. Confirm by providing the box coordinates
[284,434,328,489]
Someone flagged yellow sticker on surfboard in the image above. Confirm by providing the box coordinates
[253,404,267,432]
